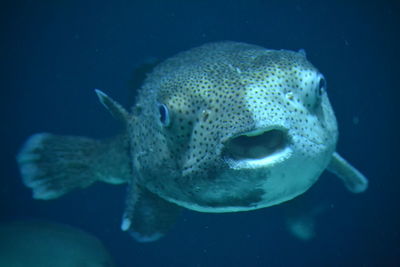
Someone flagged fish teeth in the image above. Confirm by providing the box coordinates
[243,129,267,137]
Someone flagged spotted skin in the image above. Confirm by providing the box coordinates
[129,42,338,212]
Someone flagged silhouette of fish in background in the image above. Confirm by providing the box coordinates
[17,41,368,242]
[0,220,115,266]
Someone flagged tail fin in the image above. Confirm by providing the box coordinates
[17,133,131,200]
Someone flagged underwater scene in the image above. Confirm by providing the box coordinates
[1,1,399,266]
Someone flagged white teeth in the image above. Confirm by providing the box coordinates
[244,129,265,137]
[226,147,292,169]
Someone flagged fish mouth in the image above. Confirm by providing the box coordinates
[222,127,292,169]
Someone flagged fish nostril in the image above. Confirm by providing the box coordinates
[223,129,287,160]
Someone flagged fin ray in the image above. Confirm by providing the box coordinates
[17,133,131,200]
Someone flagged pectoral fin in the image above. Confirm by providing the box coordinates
[327,152,368,193]
[121,183,181,242]
[95,89,129,123]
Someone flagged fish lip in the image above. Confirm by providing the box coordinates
[222,126,293,169]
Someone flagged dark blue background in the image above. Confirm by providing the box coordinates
[1,1,399,266]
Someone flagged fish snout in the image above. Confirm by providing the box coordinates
[222,127,293,169]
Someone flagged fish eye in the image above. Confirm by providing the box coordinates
[318,76,326,96]
[158,103,170,127]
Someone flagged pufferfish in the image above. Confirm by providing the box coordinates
[17,41,368,242]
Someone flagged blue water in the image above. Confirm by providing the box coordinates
[1,1,399,266]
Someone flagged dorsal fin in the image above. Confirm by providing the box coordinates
[95,89,129,123]
[127,59,160,107]
[298,49,307,57]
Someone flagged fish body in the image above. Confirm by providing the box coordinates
[131,42,337,213]
[17,41,368,242]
